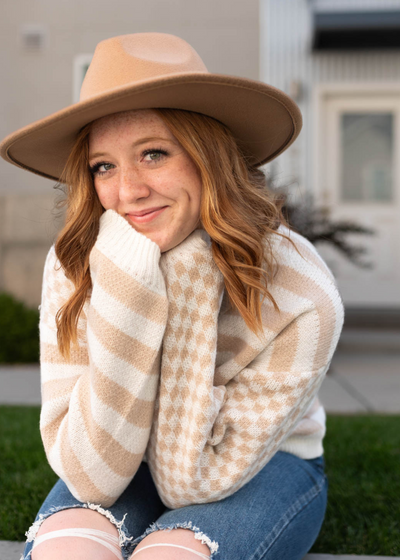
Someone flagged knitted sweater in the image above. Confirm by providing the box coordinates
[39,209,344,509]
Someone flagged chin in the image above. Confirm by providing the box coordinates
[155,229,195,253]
[160,241,176,253]
[159,236,184,253]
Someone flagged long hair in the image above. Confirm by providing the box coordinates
[55,108,298,359]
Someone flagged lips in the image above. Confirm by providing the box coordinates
[130,206,166,217]
[127,206,167,224]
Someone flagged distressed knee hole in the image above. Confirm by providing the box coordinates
[22,503,133,560]
[129,522,218,559]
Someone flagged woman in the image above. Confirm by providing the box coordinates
[1,33,344,560]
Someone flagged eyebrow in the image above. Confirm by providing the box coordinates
[89,136,177,160]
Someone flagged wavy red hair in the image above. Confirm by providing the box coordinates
[55,109,298,358]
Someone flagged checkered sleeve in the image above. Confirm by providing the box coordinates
[39,209,169,507]
[147,228,344,508]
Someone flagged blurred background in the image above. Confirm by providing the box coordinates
[1,0,400,343]
[0,0,259,312]
[263,0,400,335]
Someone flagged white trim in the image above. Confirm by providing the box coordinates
[325,96,399,206]
[312,82,400,208]
[73,54,93,103]
[259,0,269,82]
[311,0,400,12]
[314,82,400,97]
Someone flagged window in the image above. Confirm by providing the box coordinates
[73,54,93,103]
[341,113,393,202]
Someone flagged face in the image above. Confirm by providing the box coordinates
[88,109,202,253]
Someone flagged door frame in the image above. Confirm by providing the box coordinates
[312,82,400,308]
[325,95,400,207]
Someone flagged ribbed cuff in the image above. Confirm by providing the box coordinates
[279,433,324,459]
[95,209,163,288]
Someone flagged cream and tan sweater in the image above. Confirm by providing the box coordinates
[39,209,344,509]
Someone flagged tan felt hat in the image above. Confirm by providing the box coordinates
[0,32,302,182]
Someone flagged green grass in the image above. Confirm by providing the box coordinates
[310,415,400,557]
[0,406,58,541]
[1,408,399,555]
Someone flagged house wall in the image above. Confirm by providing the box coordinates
[0,194,64,308]
[260,0,400,201]
[260,0,400,314]
[0,0,260,308]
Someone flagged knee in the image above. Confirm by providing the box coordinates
[36,508,119,536]
[31,508,119,560]
[131,528,211,559]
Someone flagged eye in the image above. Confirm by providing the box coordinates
[142,148,169,163]
[89,161,114,176]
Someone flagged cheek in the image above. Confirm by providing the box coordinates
[94,183,117,209]
[191,174,203,214]
[178,162,202,208]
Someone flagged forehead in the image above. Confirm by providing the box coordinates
[89,109,172,144]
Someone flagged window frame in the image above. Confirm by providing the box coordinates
[312,83,400,208]
[73,54,93,103]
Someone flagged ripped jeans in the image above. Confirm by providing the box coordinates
[22,451,327,560]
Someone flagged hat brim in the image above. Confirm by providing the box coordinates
[0,73,302,182]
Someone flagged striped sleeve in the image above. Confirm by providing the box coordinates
[39,209,168,507]
[202,230,345,500]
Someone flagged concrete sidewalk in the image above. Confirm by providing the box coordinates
[0,364,41,406]
[1,350,399,413]
[319,350,400,414]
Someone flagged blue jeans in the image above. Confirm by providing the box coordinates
[22,451,327,560]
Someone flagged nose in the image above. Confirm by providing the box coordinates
[118,166,151,202]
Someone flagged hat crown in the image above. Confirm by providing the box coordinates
[80,33,208,102]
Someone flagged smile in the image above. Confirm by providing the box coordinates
[127,206,167,224]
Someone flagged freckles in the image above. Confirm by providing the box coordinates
[95,185,115,208]
[89,126,117,151]
[155,171,175,194]
[181,157,201,186]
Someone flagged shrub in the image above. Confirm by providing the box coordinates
[268,173,376,269]
[0,293,39,363]
[280,191,375,269]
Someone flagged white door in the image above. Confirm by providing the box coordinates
[316,93,400,308]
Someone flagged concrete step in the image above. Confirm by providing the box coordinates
[0,541,24,559]
[342,308,400,330]
[337,329,400,353]
[0,541,394,560]
[1,541,397,560]
[320,351,400,414]
[306,556,398,560]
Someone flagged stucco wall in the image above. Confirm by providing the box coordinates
[0,194,64,307]
[0,0,260,307]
